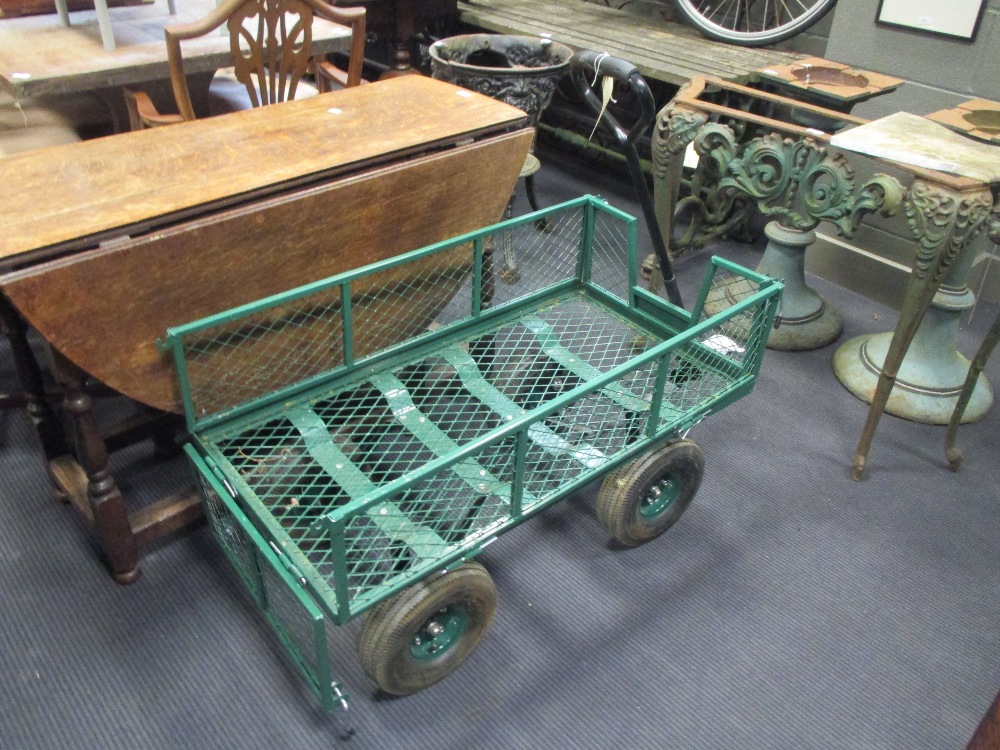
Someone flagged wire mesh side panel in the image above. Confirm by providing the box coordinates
[663,258,781,416]
[172,242,475,424]
[191,452,334,711]
[420,205,593,335]
[177,285,346,423]
[169,201,607,428]
[587,205,635,301]
[198,469,263,600]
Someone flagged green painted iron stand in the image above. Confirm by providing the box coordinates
[652,77,1000,477]
[651,77,904,352]
[837,175,998,478]
[831,116,1000,454]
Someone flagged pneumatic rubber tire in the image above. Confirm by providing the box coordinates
[597,439,704,546]
[357,560,496,695]
[673,0,838,46]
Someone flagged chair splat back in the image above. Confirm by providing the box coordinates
[229,0,314,108]
[164,0,366,121]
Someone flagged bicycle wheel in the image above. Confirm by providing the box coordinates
[674,0,838,46]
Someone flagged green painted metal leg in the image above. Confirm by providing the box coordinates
[840,182,995,479]
[706,222,841,350]
[834,252,993,427]
[944,308,1000,471]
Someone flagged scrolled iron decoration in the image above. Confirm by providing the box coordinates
[706,131,904,234]
[654,116,905,259]
[840,175,906,238]
[651,104,709,180]
[671,123,752,250]
[905,180,994,282]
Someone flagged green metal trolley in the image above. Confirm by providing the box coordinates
[163,195,782,714]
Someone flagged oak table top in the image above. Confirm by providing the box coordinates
[0,69,533,585]
[0,74,529,266]
[0,73,533,413]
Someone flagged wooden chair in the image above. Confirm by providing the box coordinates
[126,0,365,129]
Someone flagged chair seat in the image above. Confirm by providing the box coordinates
[207,67,320,116]
[0,91,114,155]
[0,91,111,130]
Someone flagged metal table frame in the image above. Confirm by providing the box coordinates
[651,75,997,479]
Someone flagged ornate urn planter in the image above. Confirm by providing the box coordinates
[429,34,572,282]
[428,34,572,131]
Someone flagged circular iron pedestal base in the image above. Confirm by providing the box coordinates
[768,300,843,351]
[753,222,843,350]
[833,331,993,425]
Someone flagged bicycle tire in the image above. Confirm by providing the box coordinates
[673,0,838,46]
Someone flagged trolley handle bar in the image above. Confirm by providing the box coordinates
[569,51,655,149]
[569,50,683,309]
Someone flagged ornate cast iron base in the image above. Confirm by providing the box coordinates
[836,181,997,428]
[756,222,841,350]
[834,305,994,425]
[704,222,841,350]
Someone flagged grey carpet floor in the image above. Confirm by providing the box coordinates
[0,146,997,749]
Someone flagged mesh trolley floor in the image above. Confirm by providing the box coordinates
[164,196,782,713]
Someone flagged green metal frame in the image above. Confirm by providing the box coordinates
[186,446,337,712]
[165,195,782,711]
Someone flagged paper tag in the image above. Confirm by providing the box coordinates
[588,76,615,140]
[327,107,343,114]
[11,72,31,79]
[805,127,826,136]
[683,141,700,169]
[703,334,746,355]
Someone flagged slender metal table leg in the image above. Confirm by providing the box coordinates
[839,180,995,479]
[944,301,1000,471]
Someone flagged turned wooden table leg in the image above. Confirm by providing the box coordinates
[52,350,140,584]
[382,0,418,78]
[0,295,68,463]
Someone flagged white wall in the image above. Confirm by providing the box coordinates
[811,0,1000,307]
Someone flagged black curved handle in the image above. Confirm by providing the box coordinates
[569,51,656,149]
[568,50,684,309]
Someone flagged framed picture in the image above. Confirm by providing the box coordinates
[875,0,986,41]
